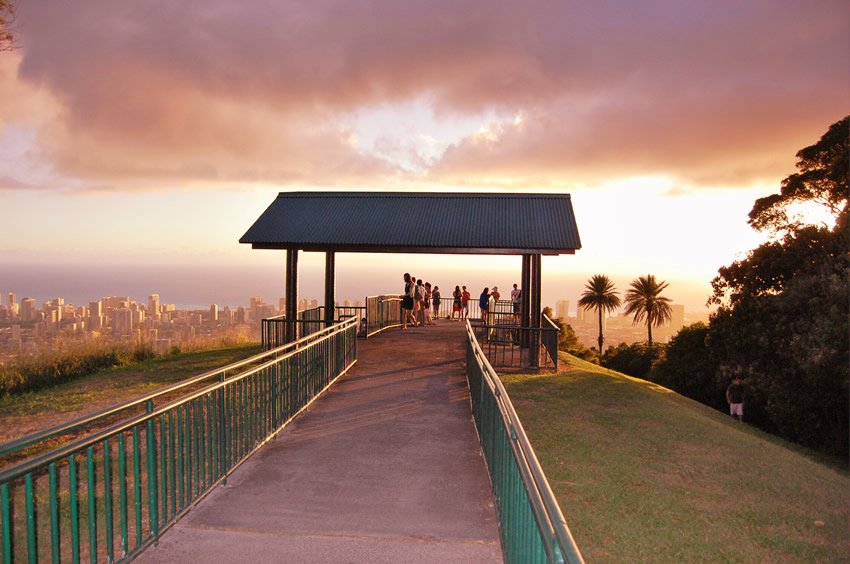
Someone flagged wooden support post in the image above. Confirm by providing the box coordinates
[324,251,335,323]
[285,249,299,343]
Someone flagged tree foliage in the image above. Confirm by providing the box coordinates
[578,274,621,352]
[748,115,848,235]
[601,341,663,380]
[623,275,672,348]
[659,114,850,461]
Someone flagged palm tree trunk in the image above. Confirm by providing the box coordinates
[647,307,653,349]
[597,306,603,352]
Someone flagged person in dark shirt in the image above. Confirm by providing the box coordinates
[726,377,746,422]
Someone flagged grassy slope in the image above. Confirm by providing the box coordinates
[0,343,262,444]
[501,353,850,563]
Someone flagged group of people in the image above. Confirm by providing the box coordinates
[401,273,440,329]
[401,273,523,330]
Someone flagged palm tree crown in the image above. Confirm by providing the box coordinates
[578,274,621,352]
[623,274,672,348]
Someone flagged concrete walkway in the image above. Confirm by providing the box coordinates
[137,321,503,563]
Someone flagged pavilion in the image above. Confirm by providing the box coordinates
[239,191,581,344]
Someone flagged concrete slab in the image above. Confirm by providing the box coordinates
[137,321,503,563]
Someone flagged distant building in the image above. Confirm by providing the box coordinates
[88,300,103,330]
[113,305,133,337]
[148,294,161,320]
[20,298,36,321]
[209,304,218,322]
[556,300,569,319]
[576,301,589,323]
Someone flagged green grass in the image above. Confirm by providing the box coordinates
[0,343,262,442]
[501,352,850,563]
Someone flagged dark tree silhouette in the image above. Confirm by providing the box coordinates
[623,275,672,349]
[578,274,621,352]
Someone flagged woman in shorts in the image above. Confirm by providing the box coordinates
[452,286,462,320]
[431,286,441,320]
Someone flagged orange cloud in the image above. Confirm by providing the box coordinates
[5,0,848,190]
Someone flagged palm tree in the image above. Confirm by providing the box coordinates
[578,274,621,353]
[623,274,673,349]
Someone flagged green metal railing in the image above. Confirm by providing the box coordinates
[0,316,358,563]
[465,321,583,564]
[364,295,402,338]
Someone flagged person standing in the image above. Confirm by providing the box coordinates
[479,287,490,322]
[511,283,522,317]
[461,286,471,319]
[452,286,462,320]
[726,377,746,422]
[423,282,435,325]
[402,273,417,330]
[431,285,441,320]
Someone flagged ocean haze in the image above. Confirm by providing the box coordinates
[2,261,714,314]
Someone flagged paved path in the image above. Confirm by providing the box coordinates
[138,321,503,563]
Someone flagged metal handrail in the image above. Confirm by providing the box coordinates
[0,316,358,563]
[465,320,583,563]
[365,294,402,338]
[0,322,346,459]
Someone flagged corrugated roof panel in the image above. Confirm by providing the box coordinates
[240,192,581,254]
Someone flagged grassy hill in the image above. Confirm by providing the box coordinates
[0,343,262,446]
[501,352,849,563]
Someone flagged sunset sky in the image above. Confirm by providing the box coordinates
[1,1,847,311]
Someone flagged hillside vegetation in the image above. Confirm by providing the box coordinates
[0,343,262,446]
[502,352,849,563]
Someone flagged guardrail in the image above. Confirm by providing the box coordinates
[0,316,358,563]
[364,295,402,338]
[464,321,583,564]
[471,311,559,370]
[262,306,368,350]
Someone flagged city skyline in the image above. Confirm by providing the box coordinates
[1,2,846,301]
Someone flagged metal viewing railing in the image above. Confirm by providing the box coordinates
[464,321,583,564]
[471,311,559,370]
[0,316,358,563]
[262,306,369,350]
[364,295,402,337]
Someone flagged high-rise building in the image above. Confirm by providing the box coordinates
[556,300,569,319]
[8,292,16,307]
[576,301,589,323]
[209,304,218,322]
[88,299,103,330]
[148,294,161,319]
[102,296,131,312]
[113,306,133,337]
[130,303,145,325]
[20,298,36,321]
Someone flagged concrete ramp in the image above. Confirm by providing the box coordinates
[137,322,503,563]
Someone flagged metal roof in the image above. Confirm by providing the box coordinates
[240,192,582,255]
